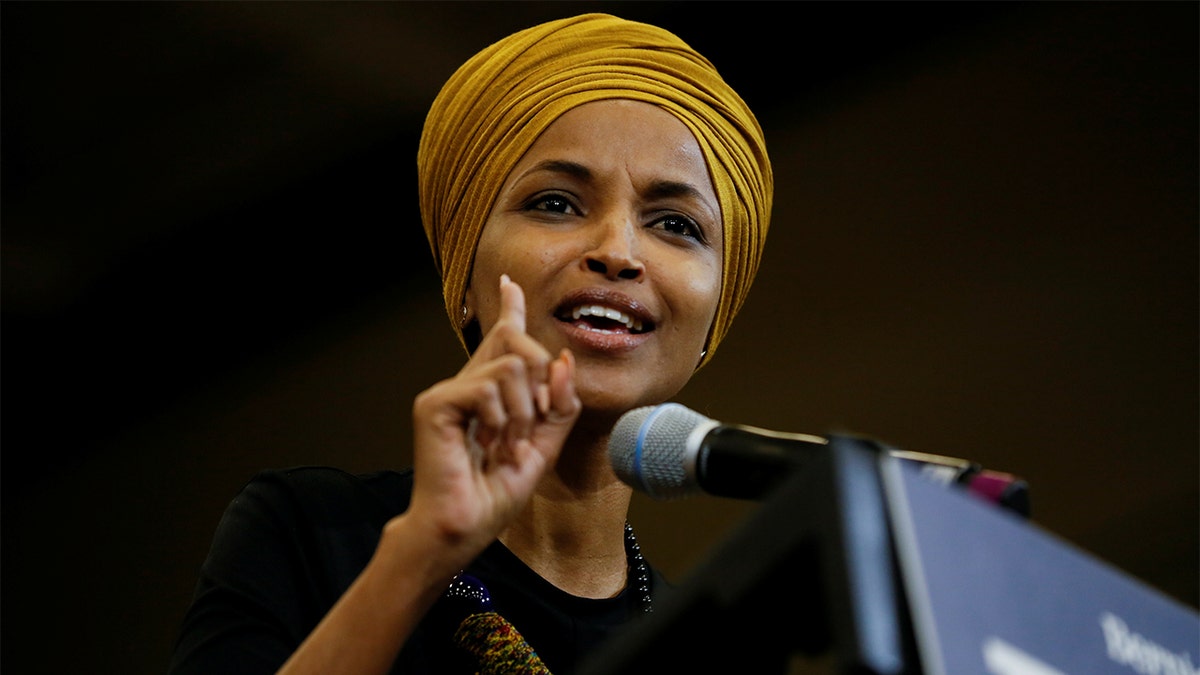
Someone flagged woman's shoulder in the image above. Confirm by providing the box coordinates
[252,464,414,491]
[238,465,415,523]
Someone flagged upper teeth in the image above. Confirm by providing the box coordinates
[571,305,643,331]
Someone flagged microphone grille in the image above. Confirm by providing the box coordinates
[608,402,712,499]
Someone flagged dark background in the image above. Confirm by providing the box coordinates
[3,2,1196,673]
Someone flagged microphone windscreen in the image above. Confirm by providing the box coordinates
[609,402,713,499]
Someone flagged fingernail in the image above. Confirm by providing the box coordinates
[536,383,550,416]
[500,273,511,286]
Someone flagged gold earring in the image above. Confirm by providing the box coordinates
[460,304,470,328]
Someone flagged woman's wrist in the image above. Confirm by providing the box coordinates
[376,511,479,592]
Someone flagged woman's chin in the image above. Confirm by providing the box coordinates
[575,383,681,424]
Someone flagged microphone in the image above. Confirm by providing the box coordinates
[608,402,1030,517]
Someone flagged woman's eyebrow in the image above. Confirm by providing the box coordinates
[644,180,719,224]
[520,161,705,199]
[644,180,706,203]
[518,159,593,182]
[514,160,716,218]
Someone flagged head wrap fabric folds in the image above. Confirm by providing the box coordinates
[418,13,772,367]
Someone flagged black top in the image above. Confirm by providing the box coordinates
[168,466,666,675]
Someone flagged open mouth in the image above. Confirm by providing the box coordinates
[556,304,651,334]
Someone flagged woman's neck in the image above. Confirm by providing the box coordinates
[498,431,634,599]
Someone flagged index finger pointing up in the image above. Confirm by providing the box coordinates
[498,273,525,334]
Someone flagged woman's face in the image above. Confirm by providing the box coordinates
[467,99,724,416]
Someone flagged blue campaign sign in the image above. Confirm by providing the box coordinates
[882,457,1199,675]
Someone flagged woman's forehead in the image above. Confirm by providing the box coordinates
[511,101,713,191]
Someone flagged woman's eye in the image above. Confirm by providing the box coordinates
[526,194,578,215]
[652,214,705,242]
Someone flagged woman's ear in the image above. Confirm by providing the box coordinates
[460,287,482,353]
[460,283,478,328]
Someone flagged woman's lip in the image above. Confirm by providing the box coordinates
[554,318,652,354]
[552,287,656,330]
[549,286,657,353]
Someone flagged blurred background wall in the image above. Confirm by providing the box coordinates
[3,2,1196,673]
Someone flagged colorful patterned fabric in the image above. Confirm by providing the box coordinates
[453,611,553,675]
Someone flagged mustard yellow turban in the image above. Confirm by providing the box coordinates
[418,13,772,368]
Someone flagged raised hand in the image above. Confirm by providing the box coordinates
[271,275,579,675]
[408,274,581,557]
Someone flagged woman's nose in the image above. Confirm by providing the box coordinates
[582,218,645,281]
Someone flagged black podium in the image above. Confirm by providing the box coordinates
[579,436,1199,675]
